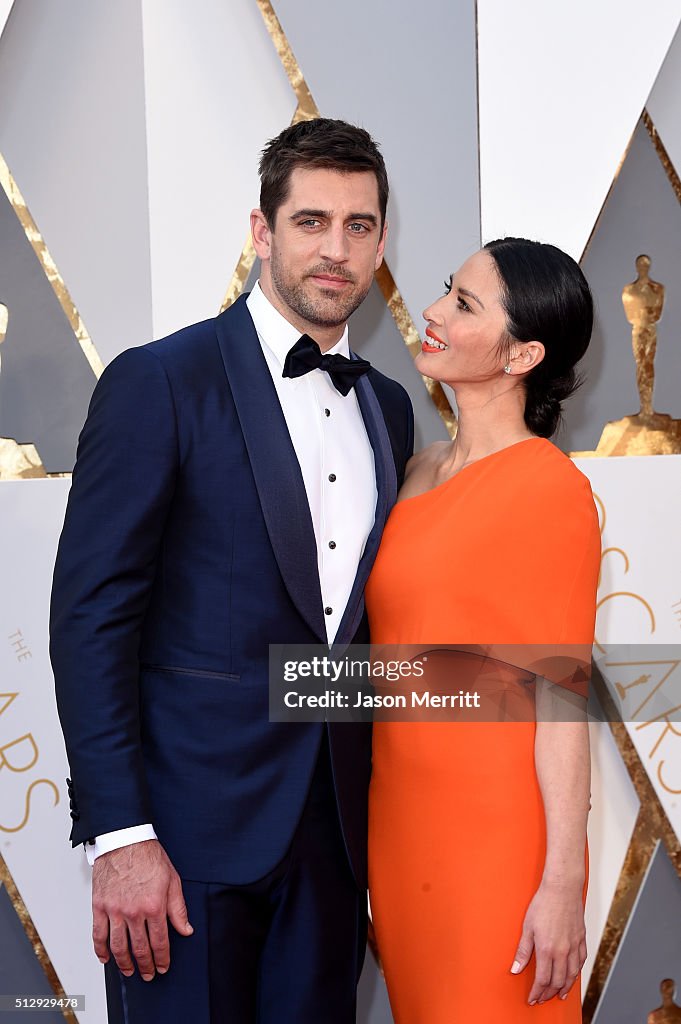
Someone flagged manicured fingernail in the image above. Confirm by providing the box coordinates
[157,967,168,974]
[561,994,568,1000]
[511,960,521,974]
[142,974,154,982]
[529,1000,537,1006]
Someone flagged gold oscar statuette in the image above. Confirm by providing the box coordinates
[623,254,665,422]
[0,301,47,480]
[574,255,681,457]
[648,979,681,1023]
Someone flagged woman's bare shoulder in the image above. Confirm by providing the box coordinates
[400,441,450,496]
[404,441,450,478]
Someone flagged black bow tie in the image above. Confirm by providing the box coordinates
[282,335,371,396]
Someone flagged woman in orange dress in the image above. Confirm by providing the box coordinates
[367,238,601,1022]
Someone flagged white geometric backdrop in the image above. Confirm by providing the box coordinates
[1,3,680,1022]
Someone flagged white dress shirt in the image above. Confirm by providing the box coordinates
[86,281,377,863]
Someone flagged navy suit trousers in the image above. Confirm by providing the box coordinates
[104,732,367,1024]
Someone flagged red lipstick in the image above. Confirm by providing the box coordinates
[422,327,447,353]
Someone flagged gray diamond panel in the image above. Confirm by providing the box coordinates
[0,883,65,1022]
[0,187,96,472]
[564,120,681,453]
[593,841,681,1024]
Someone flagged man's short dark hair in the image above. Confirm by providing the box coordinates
[259,118,389,230]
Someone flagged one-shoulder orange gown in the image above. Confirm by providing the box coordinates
[366,438,601,1023]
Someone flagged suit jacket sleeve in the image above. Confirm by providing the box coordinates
[50,346,179,846]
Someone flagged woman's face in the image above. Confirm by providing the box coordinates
[416,249,509,385]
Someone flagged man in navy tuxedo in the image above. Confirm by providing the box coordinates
[50,118,413,1023]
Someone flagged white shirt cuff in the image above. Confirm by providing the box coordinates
[85,824,158,866]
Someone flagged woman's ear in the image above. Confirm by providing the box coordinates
[509,341,545,375]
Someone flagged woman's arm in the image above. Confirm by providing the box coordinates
[510,680,590,1006]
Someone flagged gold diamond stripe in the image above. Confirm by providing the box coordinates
[582,807,658,1023]
[0,152,103,379]
[375,263,456,436]
[643,109,681,204]
[0,855,78,1024]
[220,234,256,313]
[255,0,319,119]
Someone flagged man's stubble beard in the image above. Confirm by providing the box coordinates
[269,251,372,329]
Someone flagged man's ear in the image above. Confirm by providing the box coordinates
[374,221,388,272]
[251,209,272,260]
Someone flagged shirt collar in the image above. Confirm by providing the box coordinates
[246,280,350,370]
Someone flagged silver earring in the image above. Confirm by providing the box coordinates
[504,365,512,375]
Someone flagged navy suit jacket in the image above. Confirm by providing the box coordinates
[50,294,414,888]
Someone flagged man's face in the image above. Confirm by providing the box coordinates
[252,167,386,339]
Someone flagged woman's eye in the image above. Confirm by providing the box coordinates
[457,296,471,313]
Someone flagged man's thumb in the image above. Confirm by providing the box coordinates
[167,877,193,936]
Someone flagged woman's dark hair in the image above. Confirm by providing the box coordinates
[259,118,389,230]
[484,237,593,438]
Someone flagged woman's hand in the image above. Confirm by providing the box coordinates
[510,879,587,1006]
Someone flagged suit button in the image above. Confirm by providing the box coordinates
[328,541,336,549]
[325,607,333,616]
[328,473,336,482]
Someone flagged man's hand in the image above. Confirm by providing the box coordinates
[92,839,193,981]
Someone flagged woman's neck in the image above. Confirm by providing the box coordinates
[443,382,536,473]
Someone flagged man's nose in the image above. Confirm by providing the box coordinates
[319,223,349,264]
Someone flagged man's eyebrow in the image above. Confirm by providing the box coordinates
[289,209,378,226]
[459,287,485,310]
[347,212,378,226]
[290,208,330,220]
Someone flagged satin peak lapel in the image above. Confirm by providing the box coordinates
[214,296,326,642]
